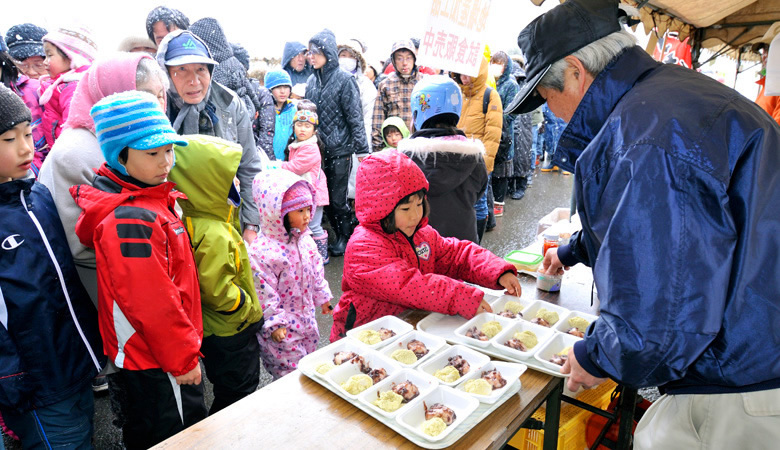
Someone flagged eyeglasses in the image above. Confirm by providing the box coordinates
[306,48,323,57]
[12,59,46,72]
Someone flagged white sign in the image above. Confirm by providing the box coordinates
[417,0,493,77]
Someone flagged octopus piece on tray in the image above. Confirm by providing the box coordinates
[567,327,585,338]
[407,339,429,358]
[333,351,358,365]
[378,328,396,341]
[499,310,521,319]
[368,368,388,384]
[423,402,457,426]
[530,317,551,327]
[447,355,471,376]
[391,380,420,402]
[482,369,507,390]
[504,339,527,351]
[465,326,489,341]
[351,355,371,373]
[549,353,568,366]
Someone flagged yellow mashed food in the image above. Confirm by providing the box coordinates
[568,317,590,330]
[480,321,502,339]
[422,417,448,436]
[391,349,418,365]
[536,308,560,325]
[315,362,334,374]
[341,374,373,395]
[463,378,493,395]
[434,365,461,383]
[356,329,382,345]
[513,330,539,349]
[558,346,572,357]
[504,301,524,314]
[373,390,404,412]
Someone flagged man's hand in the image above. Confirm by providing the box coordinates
[541,247,569,275]
[243,228,257,244]
[272,327,287,343]
[174,364,202,385]
[561,348,607,391]
[320,304,333,315]
[476,299,493,314]
[499,272,522,296]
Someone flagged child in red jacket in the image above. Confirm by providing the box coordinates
[71,91,206,449]
[330,149,522,341]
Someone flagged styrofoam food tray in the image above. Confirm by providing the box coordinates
[358,368,439,419]
[417,344,490,387]
[326,351,401,400]
[520,301,570,328]
[489,296,540,320]
[396,385,480,442]
[554,310,599,337]
[298,339,372,379]
[381,330,448,368]
[455,361,527,404]
[346,315,414,350]
[453,313,513,348]
[415,312,570,378]
[533,332,581,374]
[491,320,556,360]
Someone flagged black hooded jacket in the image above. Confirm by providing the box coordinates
[304,29,369,159]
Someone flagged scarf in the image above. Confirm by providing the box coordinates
[168,83,218,135]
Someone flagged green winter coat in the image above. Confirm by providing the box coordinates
[169,135,263,337]
[380,116,411,151]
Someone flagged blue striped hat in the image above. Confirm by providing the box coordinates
[90,91,187,176]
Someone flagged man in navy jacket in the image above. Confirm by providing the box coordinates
[507,1,780,447]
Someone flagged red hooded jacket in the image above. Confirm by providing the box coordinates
[330,150,516,341]
[70,164,202,376]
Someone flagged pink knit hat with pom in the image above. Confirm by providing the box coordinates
[281,181,314,217]
[43,25,98,70]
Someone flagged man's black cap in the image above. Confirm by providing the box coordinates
[506,0,621,114]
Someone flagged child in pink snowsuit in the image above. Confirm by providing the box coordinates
[249,169,333,379]
[330,150,522,341]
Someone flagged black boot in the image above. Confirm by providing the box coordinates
[511,176,528,200]
[476,218,487,244]
[329,217,353,257]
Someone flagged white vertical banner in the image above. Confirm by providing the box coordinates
[417,0,493,77]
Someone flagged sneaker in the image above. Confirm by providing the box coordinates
[493,203,504,217]
[552,166,560,172]
[527,175,534,186]
[92,375,108,393]
[540,160,554,172]
[562,170,572,175]
[511,190,525,200]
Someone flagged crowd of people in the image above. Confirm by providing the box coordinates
[3,0,780,448]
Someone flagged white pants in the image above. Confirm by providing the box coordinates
[634,387,780,449]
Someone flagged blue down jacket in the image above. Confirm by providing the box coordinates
[305,29,369,159]
[0,179,104,413]
[555,46,780,394]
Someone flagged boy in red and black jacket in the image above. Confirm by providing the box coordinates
[71,90,206,449]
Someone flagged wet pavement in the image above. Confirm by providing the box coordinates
[3,169,576,450]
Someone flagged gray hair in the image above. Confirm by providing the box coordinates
[136,57,170,91]
[539,30,637,91]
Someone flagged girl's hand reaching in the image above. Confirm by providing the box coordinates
[272,327,287,343]
[476,299,493,314]
[320,303,333,315]
[499,272,522,296]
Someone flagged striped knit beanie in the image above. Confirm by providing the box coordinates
[42,25,98,70]
[281,180,314,217]
[91,90,187,176]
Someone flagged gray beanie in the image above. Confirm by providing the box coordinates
[0,84,32,135]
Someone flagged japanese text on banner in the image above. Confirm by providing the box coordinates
[418,0,492,77]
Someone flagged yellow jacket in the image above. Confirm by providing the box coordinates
[455,57,503,172]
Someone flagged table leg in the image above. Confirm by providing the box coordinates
[616,387,638,450]
[543,378,564,450]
